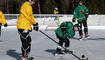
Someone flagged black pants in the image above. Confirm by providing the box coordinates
[56,34,70,48]
[0,26,1,37]
[0,25,1,37]
[18,29,31,57]
[78,20,88,37]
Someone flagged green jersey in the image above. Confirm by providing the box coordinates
[55,21,75,39]
[73,5,88,22]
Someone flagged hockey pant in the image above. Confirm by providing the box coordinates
[56,34,70,48]
[78,20,88,37]
[18,29,31,57]
[0,23,2,37]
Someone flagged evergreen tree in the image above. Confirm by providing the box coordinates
[0,0,105,14]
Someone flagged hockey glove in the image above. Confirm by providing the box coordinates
[66,37,69,39]
[64,37,69,41]
[85,14,88,19]
[0,23,2,26]
[4,23,8,27]
[29,27,32,32]
[72,18,76,22]
[33,22,39,31]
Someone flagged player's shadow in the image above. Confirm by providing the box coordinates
[0,40,3,42]
[73,37,105,41]
[45,49,56,55]
[72,37,79,40]
[7,49,22,60]
[87,38,105,41]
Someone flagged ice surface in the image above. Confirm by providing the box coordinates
[0,27,105,60]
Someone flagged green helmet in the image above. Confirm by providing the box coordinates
[55,8,58,10]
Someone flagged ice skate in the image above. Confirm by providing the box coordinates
[22,56,28,60]
[55,48,64,56]
[78,37,83,41]
[85,35,90,39]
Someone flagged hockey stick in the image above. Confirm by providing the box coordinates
[39,30,88,60]
[39,30,58,44]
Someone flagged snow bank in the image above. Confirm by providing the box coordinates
[4,14,105,30]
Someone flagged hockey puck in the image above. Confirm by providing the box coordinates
[81,55,85,58]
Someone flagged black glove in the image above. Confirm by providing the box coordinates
[29,27,32,32]
[65,37,69,40]
[85,14,88,19]
[33,22,39,31]
[64,37,69,42]
[4,23,8,27]
[72,18,76,22]
[0,23,2,26]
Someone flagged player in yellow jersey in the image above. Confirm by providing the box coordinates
[0,11,8,37]
[17,0,38,60]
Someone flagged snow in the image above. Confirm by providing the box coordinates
[6,19,17,26]
[0,27,105,60]
[5,14,105,26]
[5,15,105,30]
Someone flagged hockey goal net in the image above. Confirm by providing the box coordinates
[34,14,72,31]
[34,14,62,31]
[4,14,72,31]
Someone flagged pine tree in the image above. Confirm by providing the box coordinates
[0,0,105,14]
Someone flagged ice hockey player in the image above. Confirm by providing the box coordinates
[0,10,8,37]
[17,0,38,60]
[55,21,79,55]
[72,0,89,40]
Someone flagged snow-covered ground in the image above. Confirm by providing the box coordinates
[0,27,105,60]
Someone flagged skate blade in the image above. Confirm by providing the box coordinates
[85,37,88,40]
[78,39,83,41]
[28,57,34,60]
[54,53,64,57]
[22,58,28,60]
[65,51,73,54]
[85,36,90,39]
[55,53,58,56]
